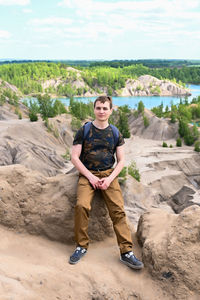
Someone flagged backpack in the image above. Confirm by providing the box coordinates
[83,122,119,149]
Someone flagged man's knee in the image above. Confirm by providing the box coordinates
[110,209,126,224]
[75,202,91,214]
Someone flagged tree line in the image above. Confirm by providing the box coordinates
[0,62,199,97]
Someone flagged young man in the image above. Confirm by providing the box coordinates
[69,96,143,270]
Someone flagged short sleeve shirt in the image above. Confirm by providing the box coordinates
[73,123,124,171]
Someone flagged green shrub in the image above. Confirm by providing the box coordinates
[69,97,94,120]
[118,111,130,138]
[118,167,127,184]
[170,113,176,123]
[194,141,200,152]
[37,94,55,119]
[29,111,38,122]
[137,101,144,113]
[143,115,149,127]
[62,148,71,160]
[128,161,140,182]
[170,144,173,148]
[176,137,182,147]
[53,99,67,115]
[118,105,131,114]
[133,110,138,118]
[44,118,52,132]
[162,141,168,147]
[71,117,82,131]
[0,94,6,106]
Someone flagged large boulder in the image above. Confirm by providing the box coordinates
[137,206,200,299]
[0,165,114,243]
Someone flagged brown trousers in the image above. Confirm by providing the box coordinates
[74,169,133,254]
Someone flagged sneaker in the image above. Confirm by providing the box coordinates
[120,251,144,270]
[69,246,87,264]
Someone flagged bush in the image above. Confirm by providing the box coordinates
[178,119,189,137]
[69,98,94,120]
[176,137,182,147]
[118,111,130,138]
[53,99,67,115]
[128,161,140,182]
[0,94,6,106]
[37,94,55,119]
[118,105,131,114]
[62,148,71,160]
[170,144,173,148]
[162,141,168,147]
[29,111,38,122]
[170,113,176,123]
[137,101,144,113]
[194,141,200,152]
[143,115,149,127]
[28,99,39,122]
[71,117,82,131]
[118,167,127,184]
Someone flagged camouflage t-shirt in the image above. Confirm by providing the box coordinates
[73,123,124,171]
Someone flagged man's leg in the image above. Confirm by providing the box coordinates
[69,175,95,264]
[74,174,95,249]
[101,175,143,269]
[101,176,133,254]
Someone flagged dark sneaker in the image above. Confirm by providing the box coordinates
[69,246,87,264]
[120,251,144,270]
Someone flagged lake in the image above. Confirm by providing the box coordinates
[55,84,200,109]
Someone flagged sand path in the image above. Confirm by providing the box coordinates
[0,226,170,300]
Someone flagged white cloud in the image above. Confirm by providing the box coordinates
[30,17,73,26]
[0,30,11,39]
[22,8,32,13]
[0,0,30,5]
[31,0,200,48]
[58,0,199,12]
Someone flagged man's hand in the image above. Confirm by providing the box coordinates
[88,174,101,190]
[98,177,112,190]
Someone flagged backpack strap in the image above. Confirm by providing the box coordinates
[83,122,119,148]
[110,124,119,149]
[83,121,92,140]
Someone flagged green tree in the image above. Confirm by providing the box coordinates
[118,111,130,138]
[137,101,144,113]
[194,141,200,152]
[176,137,182,147]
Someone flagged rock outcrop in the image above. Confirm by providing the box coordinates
[137,205,200,300]
[129,108,179,140]
[0,165,114,243]
[120,75,191,97]
[0,115,73,176]
[41,73,191,98]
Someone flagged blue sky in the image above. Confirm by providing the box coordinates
[0,0,200,60]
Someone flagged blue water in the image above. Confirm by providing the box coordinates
[55,84,200,109]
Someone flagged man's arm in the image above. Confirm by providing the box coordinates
[71,144,100,189]
[99,145,124,190]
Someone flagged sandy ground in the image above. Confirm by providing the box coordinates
[124,135,195,185]
[0,226,170,300]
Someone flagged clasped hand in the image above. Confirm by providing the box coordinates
[89,174,112,190]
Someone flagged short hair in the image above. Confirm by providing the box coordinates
[94,96,113,109]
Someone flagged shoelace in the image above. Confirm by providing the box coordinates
[73,247,86,257]
[125,251,135,258]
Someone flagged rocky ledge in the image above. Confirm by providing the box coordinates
[119,75,191,97]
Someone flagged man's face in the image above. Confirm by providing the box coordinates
[94,101,112,122]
